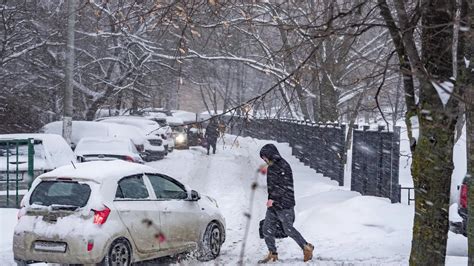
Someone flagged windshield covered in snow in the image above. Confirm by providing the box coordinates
[75,138,134,155]
[29,181,91,207]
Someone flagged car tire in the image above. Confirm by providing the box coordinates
[198,222,222,261]
[102,238,132,266]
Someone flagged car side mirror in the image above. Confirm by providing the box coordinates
[189,190,201,201]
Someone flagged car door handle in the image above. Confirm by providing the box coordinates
[162,210,172,214]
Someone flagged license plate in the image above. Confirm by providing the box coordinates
[33,241,67,253]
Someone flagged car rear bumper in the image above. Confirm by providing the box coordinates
[13,231,106,264]
[142,150,166,161]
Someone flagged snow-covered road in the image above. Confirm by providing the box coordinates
[0,135,468,265]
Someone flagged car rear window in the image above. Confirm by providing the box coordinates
[29,181,91,207]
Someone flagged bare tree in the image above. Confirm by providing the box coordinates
[379,0,463,263]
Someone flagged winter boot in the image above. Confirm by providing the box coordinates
[258,251,278,264]
[303,243,314,262]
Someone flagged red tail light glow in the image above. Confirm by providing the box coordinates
[87,239,94,251]
[124,156,135,162]
[460,184,468,209]
[93,207,111,225]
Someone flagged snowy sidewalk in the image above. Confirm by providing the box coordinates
[148,136,415,265]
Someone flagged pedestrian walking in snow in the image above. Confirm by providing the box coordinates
[205,118,219,155]
[258,143,314,263]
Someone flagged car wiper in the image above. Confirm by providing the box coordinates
[50,204,80,211]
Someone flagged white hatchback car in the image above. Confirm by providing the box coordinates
[13,161,225,265]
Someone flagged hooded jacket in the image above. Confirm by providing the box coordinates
[205,120,219,140]
[260,144,295,210]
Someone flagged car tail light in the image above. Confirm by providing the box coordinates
[93,206,111,225]
[460,184,468,209]
[124,156,135,162]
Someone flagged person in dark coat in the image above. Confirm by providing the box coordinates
[205,118,219,155]
[258,143,314,263]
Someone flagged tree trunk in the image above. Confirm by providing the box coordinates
[62,0,77,144]
[467,80,474,264]
[319,69,339,122]
[381,0,460,263]
[408,1,458,264]
[378,0,417,151]
[458,0,474,263]
[343,91,365,164]
[409,99,456,264]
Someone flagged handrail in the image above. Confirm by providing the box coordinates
[400,187,415,205]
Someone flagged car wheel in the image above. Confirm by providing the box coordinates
[102,238,132,266]
[198,222,222,261]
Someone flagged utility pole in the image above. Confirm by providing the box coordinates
[62,0,77,145]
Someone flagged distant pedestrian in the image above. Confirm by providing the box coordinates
[258,143,314,263]
[205,118,219,155]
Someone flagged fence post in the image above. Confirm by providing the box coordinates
[15,140,19,206]
[391,127,401,203]
[339,124,346,186]
[6,141,10,207]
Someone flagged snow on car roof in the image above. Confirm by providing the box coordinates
[74,137,135,156]
[39,160,158,182]
[42,120,146,146]
[144,112,168,119]
[99,116,163,135]
[100,115,155,122]
[0,133,75,169]
[165,116,184,126]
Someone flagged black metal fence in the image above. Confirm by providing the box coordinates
[226,117,401,203]
[228,118,345,186]
[351,126,401,203]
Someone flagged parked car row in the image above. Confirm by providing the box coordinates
[1,109,227,265]
[0,109,198,192]
[94,108,225,150]
[41,118,171,162]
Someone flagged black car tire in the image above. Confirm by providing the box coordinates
[102,238,132,266]
[198,222,222,261]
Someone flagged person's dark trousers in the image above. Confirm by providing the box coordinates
[262,207,308,253]
[207,138,217,155]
